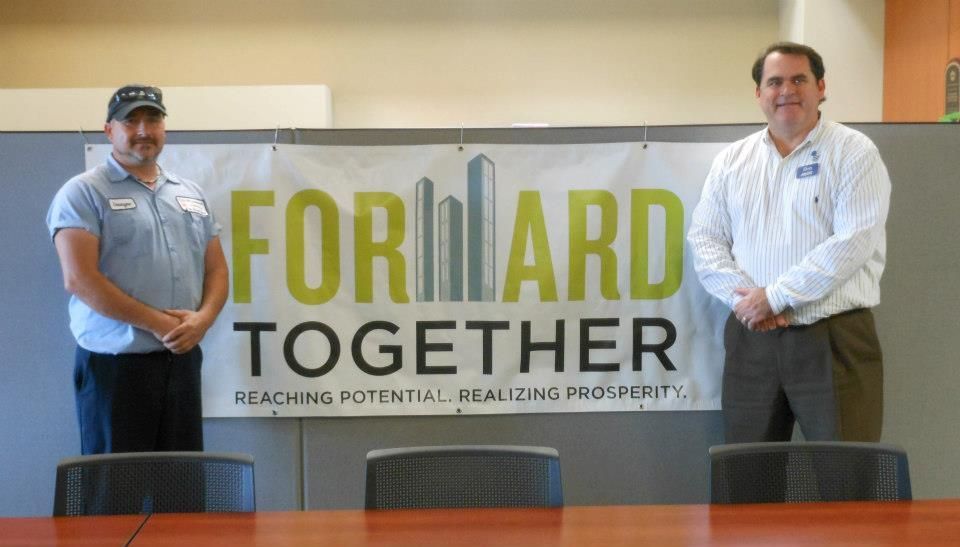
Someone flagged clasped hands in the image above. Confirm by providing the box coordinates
[156,309,211,354]
[733,287,789,332]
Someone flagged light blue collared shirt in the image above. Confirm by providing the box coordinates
[46,155,221,354]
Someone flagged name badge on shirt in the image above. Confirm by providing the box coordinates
[108,198,136,210]
[796,163,820,179]
[176,196,209,217]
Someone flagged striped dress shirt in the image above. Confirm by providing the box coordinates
[687,119,891,325]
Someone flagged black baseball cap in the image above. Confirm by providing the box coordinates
[106,84,167,122]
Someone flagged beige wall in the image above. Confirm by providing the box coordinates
[1,0,779,128]
[780,0,885,122]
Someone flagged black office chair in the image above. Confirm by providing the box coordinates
[709,441,911,504]
[53,451,255,516]
[365,445,563,509]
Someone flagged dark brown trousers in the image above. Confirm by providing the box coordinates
[721,308,883,442]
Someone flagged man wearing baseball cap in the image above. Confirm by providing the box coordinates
[46,84,228,454]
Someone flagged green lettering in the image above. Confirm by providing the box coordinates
[503,191,558,302]
[631,189,683,299]
[231,191,274,303]
[569,190,620,301]
[286,190,340,304]
[354,192,409,303]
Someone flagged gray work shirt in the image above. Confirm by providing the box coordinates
[46,154,221,354]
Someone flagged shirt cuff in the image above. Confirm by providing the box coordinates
[765,285,790,315]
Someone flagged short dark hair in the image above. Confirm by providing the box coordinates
[751,42,825,86]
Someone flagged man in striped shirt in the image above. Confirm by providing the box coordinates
[687,43,891,443]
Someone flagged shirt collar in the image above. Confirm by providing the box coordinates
[106,153,181,186]
[761,115,825,156]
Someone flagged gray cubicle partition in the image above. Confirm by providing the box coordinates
[1,124,957,516]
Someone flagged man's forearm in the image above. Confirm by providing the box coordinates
[196,263,228,327]
[196,236,229,327]
[67,268,178,337]
[55,228,178,338]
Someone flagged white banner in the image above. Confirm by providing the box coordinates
[88,141,730,417]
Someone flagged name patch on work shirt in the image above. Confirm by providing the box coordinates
[176,196,209,217]
[796,163,820,179]
[108,198,136,210]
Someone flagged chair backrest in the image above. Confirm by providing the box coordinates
[365,445,563,509]
[53,451,255,516]
[709,441,911,504]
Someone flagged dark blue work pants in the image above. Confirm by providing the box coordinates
[74,346,204,454]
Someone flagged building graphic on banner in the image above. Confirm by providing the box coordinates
[438,196,463,301]
[468,154,496,302]
[415,153,496,302]
[415,177,435,302]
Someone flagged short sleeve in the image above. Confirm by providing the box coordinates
[46,177,103,241]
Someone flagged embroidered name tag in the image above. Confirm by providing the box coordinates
[176,196,209,217]
[796,163,820,179]
[108,198,136,210]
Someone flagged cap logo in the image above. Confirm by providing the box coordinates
[107,85,166,122]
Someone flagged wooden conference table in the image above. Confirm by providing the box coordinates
[2,499,959,546]
[0,514,146,546]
